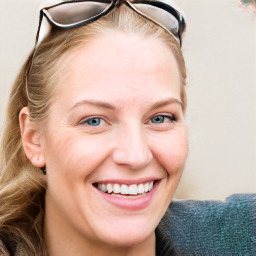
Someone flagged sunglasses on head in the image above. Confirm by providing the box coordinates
[36,0,186,47]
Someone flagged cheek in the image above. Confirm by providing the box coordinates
[151,129,189,175]
[43,131,110,179]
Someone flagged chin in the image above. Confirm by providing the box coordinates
[95,220,156,248]
[102,232,152,248]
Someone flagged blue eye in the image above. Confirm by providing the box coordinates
[85,118,102,126]
[151,115,175,124]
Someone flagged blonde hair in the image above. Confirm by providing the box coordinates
[0,5,186,255]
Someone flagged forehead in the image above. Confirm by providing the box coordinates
[55,30,181,106]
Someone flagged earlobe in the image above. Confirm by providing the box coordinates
[19,107,46,168]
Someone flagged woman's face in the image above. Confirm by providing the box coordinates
[41,31,188,249]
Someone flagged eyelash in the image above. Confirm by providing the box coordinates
[149,114,177,124]
[78,114,177,127]
[79,116,105,126]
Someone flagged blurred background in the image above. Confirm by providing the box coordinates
[0,0,255,200]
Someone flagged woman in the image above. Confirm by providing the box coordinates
[0,0,188,255]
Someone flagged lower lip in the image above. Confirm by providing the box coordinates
[94,181,159,210]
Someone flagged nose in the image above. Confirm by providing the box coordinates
[112,125,153,170]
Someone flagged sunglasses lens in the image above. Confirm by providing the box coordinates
[133,3,179,37]
[47,1,110,26]
[38,1,184,47]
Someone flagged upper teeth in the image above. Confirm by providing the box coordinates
[97,181,154,195]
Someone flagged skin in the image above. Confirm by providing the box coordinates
[20,30,188,256]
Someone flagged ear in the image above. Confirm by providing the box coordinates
[19,107,46,168]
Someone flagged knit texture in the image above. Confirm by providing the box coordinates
[156,193,256,256]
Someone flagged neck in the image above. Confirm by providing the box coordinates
[44,195,156,256]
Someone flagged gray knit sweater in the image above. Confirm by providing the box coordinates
[156,193,256,255]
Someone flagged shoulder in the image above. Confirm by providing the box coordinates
[168,193,256,221]
[157,193,256,255]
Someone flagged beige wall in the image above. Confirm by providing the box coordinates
[1,0,255,200]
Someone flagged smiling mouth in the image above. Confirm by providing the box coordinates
[94,181,155,197]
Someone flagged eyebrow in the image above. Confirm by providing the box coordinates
[149,98,183,110]
[70,97,182,112]
[70,100,117,111]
